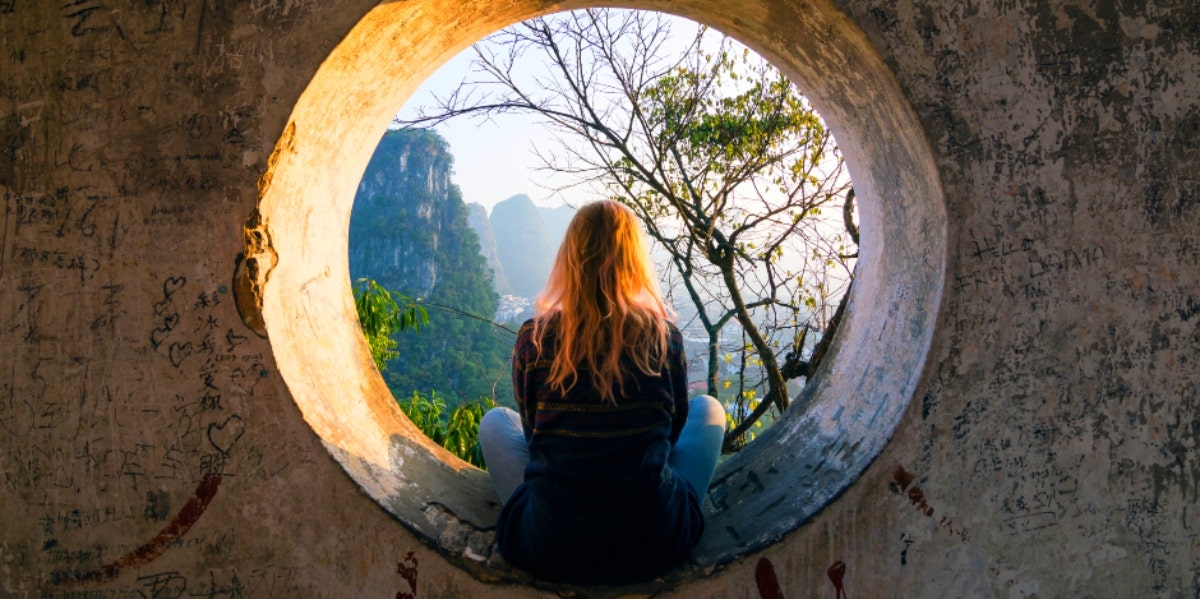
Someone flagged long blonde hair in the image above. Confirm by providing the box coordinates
[533,200,672,404]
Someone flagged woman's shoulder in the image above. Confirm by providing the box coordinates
[515,318,539,348]
[663,320,685,360]
[664,320,683,342]
[515,317,554,355]
[518,318,537,335]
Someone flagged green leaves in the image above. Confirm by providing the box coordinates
[397,391,495,468]
[353,277,495,468]
[642,44,824,180]
[352,278,429,372]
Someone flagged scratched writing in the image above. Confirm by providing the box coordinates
[213,37,275,70]
[144,0,189,35]
[47,566,308,598]
[246,0,321,20]
[185,113,213,140]
[61,0,113,38]
[39,508,136,537]
[41,591,144,599]
[37,566,308,598]
[1002,511,1058,534]
[954,229,1107,310]
[11,189,68,231]
[5,187,118,288]
[55,142,98,173]
[14,281,44,343]
[1026,245,1106,279]
[0,261,277,589]
[89,284,123,334]
[138,571,190,599]
[11,245,99,280]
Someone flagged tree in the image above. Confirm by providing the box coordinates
[400,9,857,451]
[354,277,496,468]
[353,277,428,372]
[350,129,516,407]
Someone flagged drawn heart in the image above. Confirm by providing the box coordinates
[150,327,170,350]
[153,298,172,317]
[162,276,187,298]
[207,415,245,456]
[168,341,193,367]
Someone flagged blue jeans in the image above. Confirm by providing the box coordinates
[478,395,727,504]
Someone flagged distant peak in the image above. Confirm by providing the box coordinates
[496,193,534,206]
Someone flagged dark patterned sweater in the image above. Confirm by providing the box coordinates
[495,318,703,584]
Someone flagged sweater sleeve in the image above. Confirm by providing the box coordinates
[668,325,689,445]
[512,319,537,441]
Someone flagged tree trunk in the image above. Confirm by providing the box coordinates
[715,250,790,451]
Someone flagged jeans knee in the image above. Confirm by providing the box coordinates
[690,395,727,429]
[479,407,519,445]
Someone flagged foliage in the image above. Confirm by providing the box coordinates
[353,277,428,371]
[349,129,515,408]
[398,9,857,451]
[397,390,495,468]
[353,275,496,468]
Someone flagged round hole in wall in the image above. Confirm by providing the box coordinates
[255,0,945,588]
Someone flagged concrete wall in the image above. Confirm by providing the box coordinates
[2,0,1197,597]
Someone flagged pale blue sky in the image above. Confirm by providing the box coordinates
[390,11,711,212]
[392,46,582,211]
[388,12,851,230]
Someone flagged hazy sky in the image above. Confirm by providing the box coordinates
[389,12,711,212]
[386,12,850,225]
[391,48,580,211]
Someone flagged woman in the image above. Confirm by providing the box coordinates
[479,200,726,585]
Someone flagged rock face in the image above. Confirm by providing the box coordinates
[348,129,507,404]
[537,203,577,252]
[351,129,459,296]
[470,199,577,299]
[466,202,510,295]
[489,194,554,298]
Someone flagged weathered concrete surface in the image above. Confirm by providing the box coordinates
[1,1,1198,597]
[256,0,943,586]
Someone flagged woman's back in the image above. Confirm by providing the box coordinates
[479,201,724,584]
[496,318,703,584]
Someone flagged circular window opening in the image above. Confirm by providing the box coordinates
[353,10,858,463]
[254,0,945,588]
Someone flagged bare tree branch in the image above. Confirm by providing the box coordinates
[400,9,858,453]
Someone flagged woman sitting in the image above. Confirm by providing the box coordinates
[479,199,726,585]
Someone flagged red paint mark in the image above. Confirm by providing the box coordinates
[891,466,933,515]
[889,465,970,543]
[827,560,847,599]
[907,486,934,517]
[892,465,915,491]
[57,474,222,586]
[396,551,419,599]
[755,557,785,599]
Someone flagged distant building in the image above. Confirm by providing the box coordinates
[496,295,535,324]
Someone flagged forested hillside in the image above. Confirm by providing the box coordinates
[349,128,514,407]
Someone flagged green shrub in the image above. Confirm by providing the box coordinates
[397,391,495,468]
